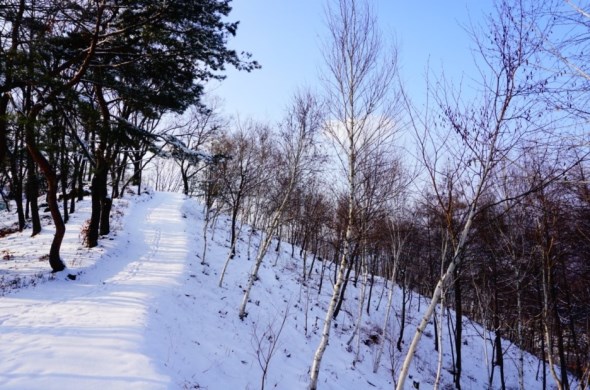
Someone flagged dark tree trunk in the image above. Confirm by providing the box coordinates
[60,131,69,224]
[307,234,318,280]
[397,273,408,352]
[182,166,189,195]
[333,258,354,319]
[87,176,101,247]
[13,181,25,230]
[537,279,547,389]
[562,265,583,380]
[0,94,9,170]
[87,160,108,248]
[366,262,375,315]
[491,259,506,390]
[454,269,463,389]
[334,248,339,285]
[275,225,282,252]
[110,162,119,200]
[308,251,317,280]
[494,329,506,390]
[9,135,26,230]
[352,253,359,288]
[109,141,125,200]
[302,248,307,281]
[25,120,66,272]
[114,152,127,199]
[26,154,41,236]
[86,125,94,183]
[288,225,295,255]
[91,83,114,240]
[299,231,308,257]
[46,170,66,272]
[551,275,569,390]
[132,152,142,195]
[77,159,86,201]
[69,155,81,214]
[229,193,242,259]
[433,311,439,352]
[99,196,112,236]
[0,181,9,211]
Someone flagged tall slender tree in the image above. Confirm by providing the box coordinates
[309,0,400,387]
[397,1,557,387]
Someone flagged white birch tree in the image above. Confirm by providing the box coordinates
[308,0,400,388]
[396,1,555,387]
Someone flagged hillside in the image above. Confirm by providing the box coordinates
[0,192,571,389]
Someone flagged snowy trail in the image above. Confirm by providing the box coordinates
[0,192,191,390]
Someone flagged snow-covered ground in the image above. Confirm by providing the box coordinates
[0,192,571,389]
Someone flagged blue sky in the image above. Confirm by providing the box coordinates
[210,1,494,123]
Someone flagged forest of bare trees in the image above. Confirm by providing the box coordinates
[1,0,590,389]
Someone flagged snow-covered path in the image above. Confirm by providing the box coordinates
[0,192,191,390]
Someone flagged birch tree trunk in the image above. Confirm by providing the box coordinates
[309,208,354,390]
[218,222,243,287]
[347,254,368,361]
[238,209,288,319]
[434,234,450,390]
[396,201,477,389]
[396,1,554,386]
[309,0,400,387]
[433,305,444,390]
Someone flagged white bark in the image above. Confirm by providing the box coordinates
[239,227,276,319]
[396,204,477,390]
[434,232,450,390]
[397,22,516,383]
[309,220,353,390]
[238,181,296,319]
[310,0,399,387]
[218,222,243,287]
[433,301,444,390]
[347,255,368,356]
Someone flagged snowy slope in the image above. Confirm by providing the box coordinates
[0,192,571,389]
